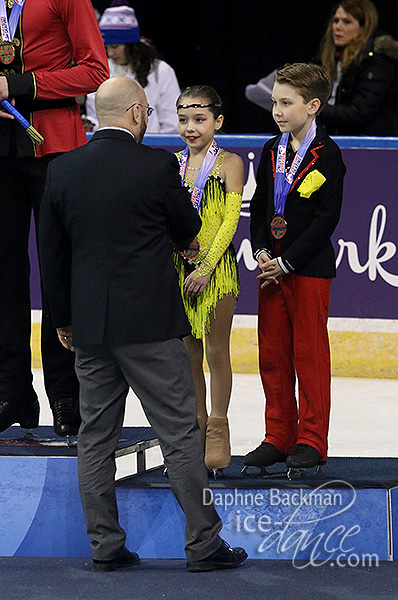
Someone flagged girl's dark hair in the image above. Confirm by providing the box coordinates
[177,85,223,118]
[125,41,162,88]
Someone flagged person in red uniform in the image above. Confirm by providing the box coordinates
[0,0,109,436]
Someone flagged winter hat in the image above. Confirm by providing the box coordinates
[99,5,141,45]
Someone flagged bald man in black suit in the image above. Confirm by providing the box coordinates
[39,77,247,572]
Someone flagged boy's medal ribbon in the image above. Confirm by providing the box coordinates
[0,0,25,64]
[0,99,44,144]
[272,119,316,239]
[178,139,219,259]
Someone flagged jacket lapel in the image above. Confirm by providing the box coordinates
[269,123,326,193]
[289,144,324,192]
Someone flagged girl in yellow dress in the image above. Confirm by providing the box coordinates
[174,85,244,475]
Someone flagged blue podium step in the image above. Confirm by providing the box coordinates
[116,456,398,562]
[0,426,160,557]
[0,431,397,561]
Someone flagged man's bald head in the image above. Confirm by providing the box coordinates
[95,77,147,131]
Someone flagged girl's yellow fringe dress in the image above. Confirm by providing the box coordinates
[174,149,242,338]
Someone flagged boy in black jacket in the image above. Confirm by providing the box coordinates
[245,63,346,472]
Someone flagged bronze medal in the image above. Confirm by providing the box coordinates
[179,238,200,260]
[0,42,15,65]
[270,215,287,239]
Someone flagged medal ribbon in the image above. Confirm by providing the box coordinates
[0,0,25,42]
[179,139,219,212]
[273,120,317,216]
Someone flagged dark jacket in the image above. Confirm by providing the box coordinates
[250,123,346,279]
[319,34,398,136]
[39,129,201,346]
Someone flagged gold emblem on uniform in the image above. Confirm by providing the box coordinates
[0,41,15,65]
[6,0,15,9]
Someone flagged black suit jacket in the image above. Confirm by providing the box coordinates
[250,123,346,279]
[39,129,201,346]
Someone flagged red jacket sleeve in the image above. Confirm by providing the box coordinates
[7,0,109,101]
[34,0,109,99]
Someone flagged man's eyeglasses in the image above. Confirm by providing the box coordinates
[125,103,154,117]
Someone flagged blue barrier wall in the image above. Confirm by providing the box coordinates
[30,135,398,322]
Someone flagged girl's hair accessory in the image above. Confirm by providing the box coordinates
[177,102,222,110]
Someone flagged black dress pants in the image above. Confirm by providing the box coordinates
[0,156,79,408]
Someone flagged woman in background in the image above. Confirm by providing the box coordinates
[318,0,398,136]
[84,2,180,133]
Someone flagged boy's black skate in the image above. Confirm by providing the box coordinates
[286,444,326,479]
[242,442,287,476]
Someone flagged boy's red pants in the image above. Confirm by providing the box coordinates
[258,274,332,461]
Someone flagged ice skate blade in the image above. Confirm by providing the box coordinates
[287,464,323,480]
[22,429,37,442]
[260,467,289,478]
[207,468,224,480]
[1,431,77,447]
[241,465,288,478]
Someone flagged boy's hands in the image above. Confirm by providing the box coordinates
[257,253,283,288]
[257,251,271,271]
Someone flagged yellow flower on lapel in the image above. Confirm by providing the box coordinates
[297,169,326,198]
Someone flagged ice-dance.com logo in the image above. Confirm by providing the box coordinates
[203,480,380,569]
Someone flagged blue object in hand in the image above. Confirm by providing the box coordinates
[0,99,44,144]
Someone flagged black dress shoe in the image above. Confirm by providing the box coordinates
[244,442,287,468]
[92,546,140,572]
[187,539,248,572]
[286,444,324,469]
[0,394,40,433]
[52,397,81,437]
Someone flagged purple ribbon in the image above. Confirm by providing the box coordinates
[274,120,317,216]
[179,139,219,212]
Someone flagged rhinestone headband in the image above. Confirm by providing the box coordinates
[176,102,222,110]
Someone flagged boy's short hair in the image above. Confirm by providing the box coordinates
[274,63,332,114]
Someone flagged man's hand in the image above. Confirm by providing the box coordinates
[183,270,211,297]
[56,325,75,352]
[0,77,15,119]
[81,114,94,132]
[0,76,9,100]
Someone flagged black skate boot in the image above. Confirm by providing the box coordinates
[286,444,326,479]
[52,397,81,440]
[242,442,287,476]
[0,393,40,433]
